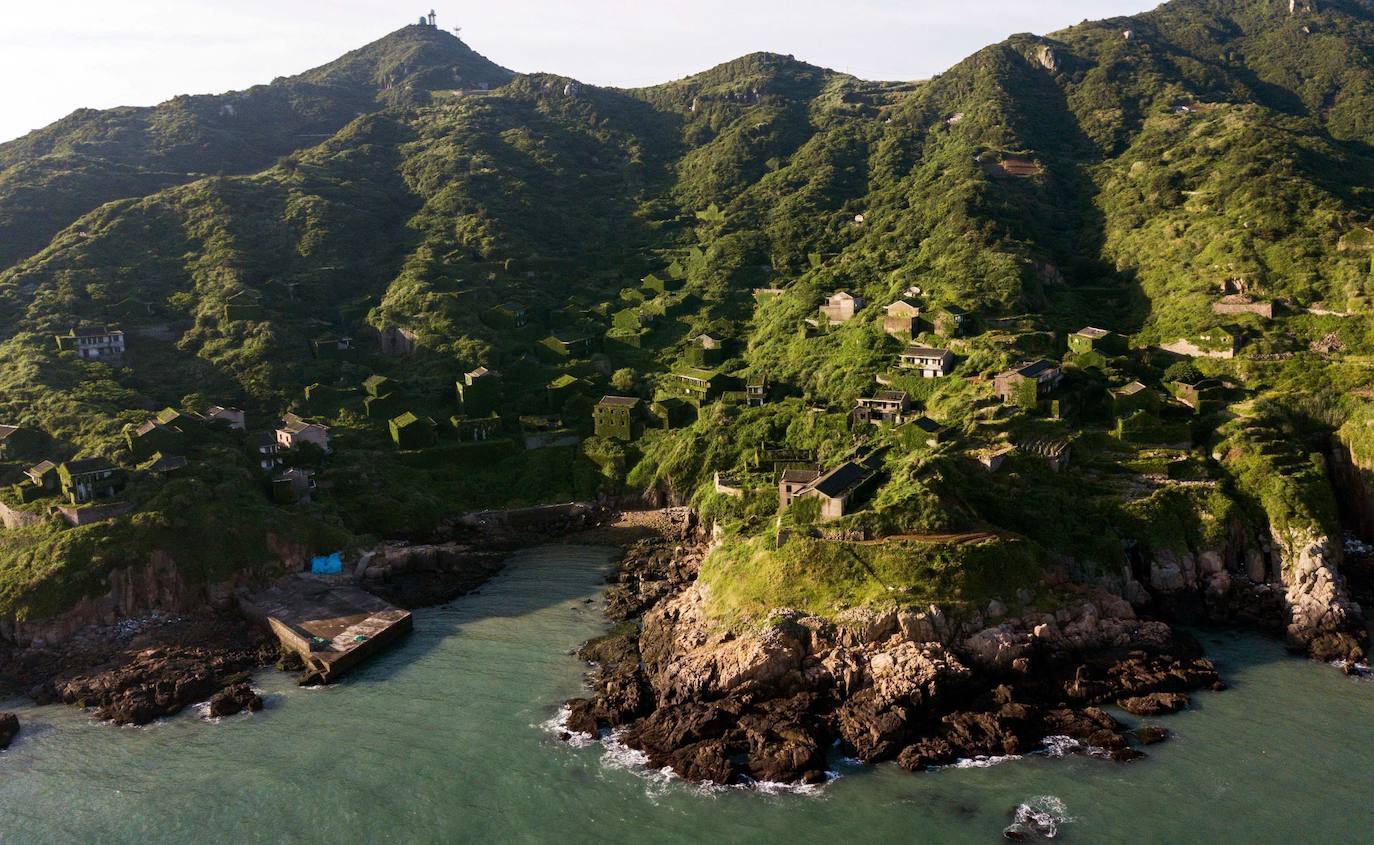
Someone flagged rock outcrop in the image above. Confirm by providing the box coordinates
[564,533,1221,786]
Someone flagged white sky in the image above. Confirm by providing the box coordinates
[0,1,1157,144]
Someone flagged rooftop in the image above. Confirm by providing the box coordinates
[0,425,17,440]
[903,345,950,358]
[1012,359,1059,378]
[598,395,641,408]
[1112,381,1148,397]
[63,457,115,475]
[1076,326,1112,339]
[780,468,822,484]
[811,461,872,499]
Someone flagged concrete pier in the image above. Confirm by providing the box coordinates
[240,577,412,683]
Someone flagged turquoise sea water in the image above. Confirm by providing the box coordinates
[1,545,1372,844]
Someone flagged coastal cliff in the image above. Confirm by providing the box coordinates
[564,518,1222,785]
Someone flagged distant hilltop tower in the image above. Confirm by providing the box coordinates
[428,9,437,26]
[418,9,437,27]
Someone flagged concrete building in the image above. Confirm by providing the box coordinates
[883,300,921,336]
[56,326,125,360]
[820,291,866,324]
[854,391,912,425]
[58,458,126,505]
[994,359,1063,405]
[593,396,643,441]
[899,345,954,378]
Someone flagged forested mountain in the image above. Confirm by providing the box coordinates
[2,0,1373,646]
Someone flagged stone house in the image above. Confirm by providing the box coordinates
[24,460,58,491]
[854,391,912,425]
[58,457,126,505]
[781,461,878,523]
[1109,381,1159,417]
[593,396,644,442]
[820,291,866,324]
[389,412,438,450]
[452,415,503,442]
[687,333,726,367]
[994,359,1063,405]
[271,467,317,504]
[934,306,969,337]
[1212,295,1274,319]
[126,419,184,460]
[1068,326,1125,355]
[55,326,125,360]
[457,367,501,417]
[649,397,695,430]
[0,425,42,459]
[777,468,822,512]
[898,345,954,378]
[903,416,948,448]
[311,336,354,358]
[669,369,733,403]
[883,300,921,336]
[746,377,770,407]
[223,289,264,322]
[276,414,331,453]
[1019,437,1071,472]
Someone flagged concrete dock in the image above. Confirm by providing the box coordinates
[240,577,413,683]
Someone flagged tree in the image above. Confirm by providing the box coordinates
[612,368,636,392]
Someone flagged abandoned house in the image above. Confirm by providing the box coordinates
[276,414,331,453]
[247,432,284,471]
[126,419,184,460]
[1019,437,1072,472]
[205,406,246,431]
[223,289,264,322]
[899,345,954,378]
[24,460,58,491]
[0,425,41,459]
[58,458,126,505]
[994,359,1064,405]
[55,326,125,360]
[777,468,822,512]
[144,453,189,474]
[311,336,354,358]
[688,333,726,367]
[1068,326,1124,355]
[904,416,948,448]
[670,369,733,403]
[934,306,969,338]
[593,396,644,441]
[457,367,501,417]
[883,300,922,336]
[1110,381,1159,417]
[746,376,770,407]
[820,291,866,324]
[452,415,503,442]
[780,460,879,523]
[271,467,317,504]
[854,391,912,426]
[390,412,439,450]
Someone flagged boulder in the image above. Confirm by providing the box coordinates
[207,682,263,718]
[0,713,17,749]
[1117,692,1189,716]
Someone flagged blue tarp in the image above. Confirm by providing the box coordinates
[311,552,343,575]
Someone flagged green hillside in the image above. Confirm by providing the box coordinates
[1,0,1373,626]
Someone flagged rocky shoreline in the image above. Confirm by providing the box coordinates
[0,501,617,732]
[563,516,1231,786]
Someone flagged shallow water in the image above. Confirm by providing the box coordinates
[2,545,1373,844]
